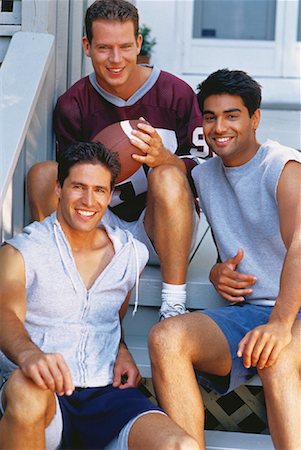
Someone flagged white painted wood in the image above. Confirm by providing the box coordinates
[205,430,273,450]
[21,0,56,34]
[281,0,301,77]
[54,0,70,97]
[68,0,85,86]
[105,429,273,450]
[0,24,21,35]
[0,31,54,237]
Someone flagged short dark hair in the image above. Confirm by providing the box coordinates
[57,142,121,190]
[85,0,139,43]
[197,69,262,117]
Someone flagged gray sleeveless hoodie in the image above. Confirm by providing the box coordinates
[192,140,301,305]
[0,213,148,386]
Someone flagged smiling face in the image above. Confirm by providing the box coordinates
[203,94,260,167]
[55,162,112,236]
[82,19,142,99]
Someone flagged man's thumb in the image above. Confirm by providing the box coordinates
[229,248,244,269]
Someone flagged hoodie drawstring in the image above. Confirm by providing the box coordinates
[53,222,78,292]
[131,238,140,316]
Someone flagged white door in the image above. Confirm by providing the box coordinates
[181,0,301,78]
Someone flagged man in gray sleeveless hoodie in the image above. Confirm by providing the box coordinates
[149,70,301,450]
[0,142,198,450]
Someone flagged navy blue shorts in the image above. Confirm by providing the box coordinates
[196,303,301,395]
[58,385,163,449]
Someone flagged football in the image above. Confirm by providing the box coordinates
[92,119,147,184]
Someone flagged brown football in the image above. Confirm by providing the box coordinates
[92,119,147,184]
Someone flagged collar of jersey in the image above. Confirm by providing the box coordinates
[89,66,161,107]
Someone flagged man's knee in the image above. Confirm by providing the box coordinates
[149,318,188,362]
[3,369,55,425]
[258,346,300,386]
[163,433,199,450]
[27,160,58,187]
[148,165,189,201]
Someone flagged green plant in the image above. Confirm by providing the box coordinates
[139,24,157,56]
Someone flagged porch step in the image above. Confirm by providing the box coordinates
[205,430,273,449]
[124,322,261,387]
[124,214,261,386]
[123,217,269,443]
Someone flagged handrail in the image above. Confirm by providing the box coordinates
[0,31,55,240]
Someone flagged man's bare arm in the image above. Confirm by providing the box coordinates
[0,244,74,395]
[238,160,301,369]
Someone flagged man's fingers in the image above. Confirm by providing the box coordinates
[256,339,276,369]
[249,333,272,367]
[112,367,122,388]
[27,367,49,390]
[55,354,74,395]
[218,282,253,295]
[218,290,245,302]
[35,361,57,391]
[220,269,256,284]
[264,344,281,368]
[237,332,257,368]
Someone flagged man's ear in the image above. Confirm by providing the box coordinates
[252,108,261,131]
[55,181,62,199]
[82,36,91,57]
[136,34,143,55]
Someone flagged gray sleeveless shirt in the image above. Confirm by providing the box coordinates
[0,213,148,386]
[192,140,301,305]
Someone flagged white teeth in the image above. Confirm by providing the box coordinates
[215,137,230,143]
[77,210,95,217]
[110,68,122,73]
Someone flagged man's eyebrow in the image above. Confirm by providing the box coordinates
[224,108,242,113]
[70,181,107,189]
[70,181,85,186]
[203,108,242,115]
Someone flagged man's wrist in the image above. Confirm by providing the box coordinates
[119,339,128,350]
[268,304,296,330]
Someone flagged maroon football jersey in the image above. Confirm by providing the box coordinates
[54,68,209,221]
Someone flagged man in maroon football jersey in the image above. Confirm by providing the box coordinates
[27,0,209,320]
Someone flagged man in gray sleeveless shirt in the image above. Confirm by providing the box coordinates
[149,70,301,450]
[0,142,198,450]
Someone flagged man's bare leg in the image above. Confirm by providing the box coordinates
[258,321,301,450]
[128,412,200,450]
[0,369,57,450]
[149,313,232,449]
[144,165,196,318]
[144,165,194,285]
[27,161,58,221]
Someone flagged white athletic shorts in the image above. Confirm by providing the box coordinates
[102,207,201,264]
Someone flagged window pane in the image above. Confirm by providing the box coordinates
[193,0,277,41]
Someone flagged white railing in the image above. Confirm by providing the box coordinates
[0,31,55,242]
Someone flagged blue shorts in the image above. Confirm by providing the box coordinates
[58,385,163,449]
[196,303,301,395]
